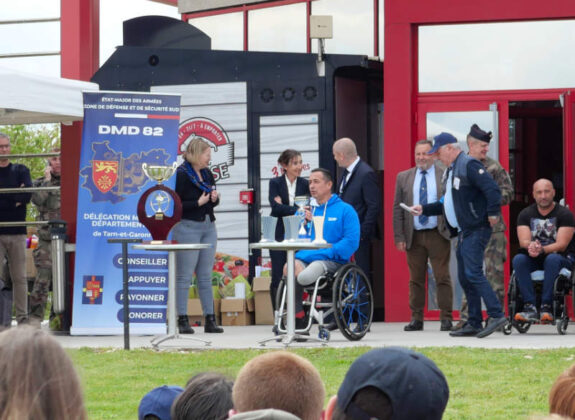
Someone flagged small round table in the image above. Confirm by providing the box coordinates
[133,242,212,348]
[250,240,331,346]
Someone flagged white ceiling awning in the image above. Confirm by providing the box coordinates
[0,67,99,125]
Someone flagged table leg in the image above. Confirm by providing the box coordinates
[167,250,177,337]
[150,249,210,348]
[259,249,325,347]
[285,249,296,339]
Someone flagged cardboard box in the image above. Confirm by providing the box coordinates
[187,298,221,327]
[26,248,36,279]
[220,298,254,326]
[253,277,274,325]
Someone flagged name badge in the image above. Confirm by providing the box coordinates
[453,177,461,190]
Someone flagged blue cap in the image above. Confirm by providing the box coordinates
[138,385,184,420]
[428,132,457,154]
[337,347,449,420]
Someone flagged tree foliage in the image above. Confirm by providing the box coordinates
[0,124,60,222]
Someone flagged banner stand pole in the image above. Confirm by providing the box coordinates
[107,238,142,350]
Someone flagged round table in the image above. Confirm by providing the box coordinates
[250,240,331,346]
[133,242,212,348]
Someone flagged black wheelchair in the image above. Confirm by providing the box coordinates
[274,263,374,341]
[504,266,575,335]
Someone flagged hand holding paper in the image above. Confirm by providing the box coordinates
[400,202,422,216]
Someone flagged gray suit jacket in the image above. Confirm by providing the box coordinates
[392,164,451,249]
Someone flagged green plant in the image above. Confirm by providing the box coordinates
[68,346,573,420]
[0,124,60,222]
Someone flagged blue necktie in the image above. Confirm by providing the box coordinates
[419,170,428,225]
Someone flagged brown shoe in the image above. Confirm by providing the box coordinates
[451,320,466,331]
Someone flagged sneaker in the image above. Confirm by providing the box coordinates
[514,304,538,323]
[540,304,554,324]
[477,316,507,338]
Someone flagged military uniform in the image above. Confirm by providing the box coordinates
[29,174,60,322]
[460,155,513,321]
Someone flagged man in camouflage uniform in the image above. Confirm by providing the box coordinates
[452,124,513,330]
[29,149,61,327]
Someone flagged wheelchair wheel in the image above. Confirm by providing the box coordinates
[332,264,373,341]
[502,320,512,335]
[513,321,531,334]
[557,318,569,335]
[507,273,519,322]
[318,327,330,341]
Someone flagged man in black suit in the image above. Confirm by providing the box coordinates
[333,137,381,279]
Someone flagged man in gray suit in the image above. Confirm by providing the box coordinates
[393,139,453,331]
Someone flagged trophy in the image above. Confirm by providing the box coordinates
[260,215,278,242]
[312,201,328,244]
[137,162,182,243]
[312,216,327,244]
[282,215,301,242]
[294,195,311,241]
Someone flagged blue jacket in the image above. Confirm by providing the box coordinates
[423,152,501,232]
[295,194,360,265]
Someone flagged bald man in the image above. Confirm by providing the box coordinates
[513,179,575,324]
[333,138,380,279]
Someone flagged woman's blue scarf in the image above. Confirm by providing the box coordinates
[179,161,213,193]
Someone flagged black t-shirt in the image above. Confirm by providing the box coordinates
[517,203,575,256]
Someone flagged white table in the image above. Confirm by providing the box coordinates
[249,241,331,346]
[133,243,212,348]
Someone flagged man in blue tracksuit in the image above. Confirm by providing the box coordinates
[413,132,505,338]
[292,168,360,329]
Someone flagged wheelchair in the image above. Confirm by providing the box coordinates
[274,263,374,341]
[504,266,575,335]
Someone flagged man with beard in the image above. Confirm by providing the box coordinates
[513,179,575,324]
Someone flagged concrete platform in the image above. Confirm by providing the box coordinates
[47,321,575,350]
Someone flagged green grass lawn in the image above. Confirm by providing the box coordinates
[69,346,575,420]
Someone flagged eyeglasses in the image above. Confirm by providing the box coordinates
[0,144,10,149]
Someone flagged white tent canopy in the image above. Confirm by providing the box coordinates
[0,67,99,125]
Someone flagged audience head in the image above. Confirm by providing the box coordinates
[139,385,184,420]
[171,372,233,420]
[326,347,449,420]
[232,351,325,420]
[549,363,575,418]
[0,326,87,420]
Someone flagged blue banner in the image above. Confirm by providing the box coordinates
[72,91,181,335]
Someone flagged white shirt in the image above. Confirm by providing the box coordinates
[413,166,438,230]
[285,175,297,206]
[340,156,360,193]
